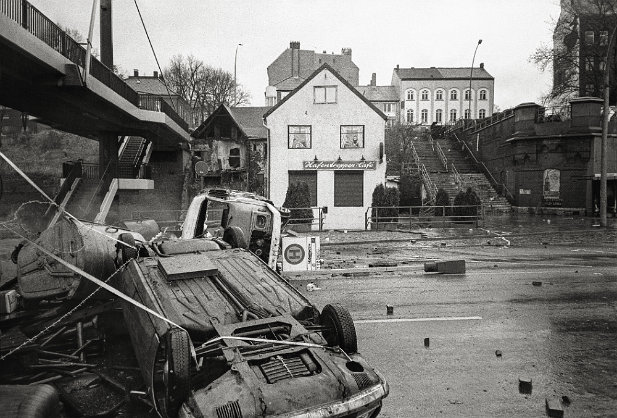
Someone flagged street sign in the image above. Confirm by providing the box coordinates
[282,236,320,272]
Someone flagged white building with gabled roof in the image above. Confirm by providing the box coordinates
[263,64,387,230]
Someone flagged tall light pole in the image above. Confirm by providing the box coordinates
[234,43,243,106]
[468,39,482,120]
[600,26,617,227]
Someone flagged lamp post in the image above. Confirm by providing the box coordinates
[600,26,617,227]
[234,43,243,106]
[468,39,482,120]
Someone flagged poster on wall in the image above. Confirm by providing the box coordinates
[543,168,560,199]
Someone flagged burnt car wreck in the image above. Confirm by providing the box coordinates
[1,189,388,417]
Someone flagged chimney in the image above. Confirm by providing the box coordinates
[396,64,399,70]
[153,70,158,78]
[133,69,139,77]
[290,41,300,49]
[371,73,376,86]
[480,62,484,69]
[341,47,352,57]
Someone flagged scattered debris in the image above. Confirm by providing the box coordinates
[369,261,398,268]
[386,305,394,315]
[448,399,463,405]
[519,377,532,394]
[424,338,430,348]
[532,281,543,287]
[561,396,571,406]
[306,282,321,292]
[424,260,466,274]
[495,350,502,357]
[545,397,564,417]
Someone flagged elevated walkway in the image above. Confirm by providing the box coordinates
[0,1,190,147]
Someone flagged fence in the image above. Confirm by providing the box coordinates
[286,207,325,231]
[365,205,483,230]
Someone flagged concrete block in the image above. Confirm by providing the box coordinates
[424,260,466,274]
[369,261,398,268]
[424,337,430,348]
[386,305,394,315]
[545,397,564,417]
[518,377,532,394]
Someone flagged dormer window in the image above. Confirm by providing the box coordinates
[314,86,337,104]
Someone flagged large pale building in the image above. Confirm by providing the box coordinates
[391,65,495,125]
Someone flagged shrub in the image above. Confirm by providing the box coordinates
[452,187,481,223]
[372,183,399,224]
[434,188,450,216]
[399,175,422,211]
[283,182,313,224]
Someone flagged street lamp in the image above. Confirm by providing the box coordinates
[468,39,482,120]
[600,26,617,227]
[234,43,243,106]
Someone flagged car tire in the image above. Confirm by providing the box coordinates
[321,303,358,354]
[223,226,248,249]
[117,233,137,263]
[164,329,191,417]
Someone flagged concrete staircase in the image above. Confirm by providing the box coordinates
[119,137,147,178]
[409,136,512,212]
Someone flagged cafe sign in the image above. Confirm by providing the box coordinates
[303,160,376,170]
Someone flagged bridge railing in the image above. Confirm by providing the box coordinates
[139,94,189,131]
[2,0,143,108]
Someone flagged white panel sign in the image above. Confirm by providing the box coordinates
[282,236,320,272]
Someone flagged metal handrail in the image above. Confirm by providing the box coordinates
[365,204,483,230]
[451,132,515,202]
[419,163,437,203]
[434,139,448,170]
[451,163,463,189]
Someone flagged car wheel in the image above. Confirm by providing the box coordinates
[321,303,358,354]
[117,233,137,263]
[223,226,248,249]
[164,329,191,417]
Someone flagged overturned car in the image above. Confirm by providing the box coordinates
[116,191,388,417]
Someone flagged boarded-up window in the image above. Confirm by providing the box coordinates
[334,171,363,207]
[288,171,317,206]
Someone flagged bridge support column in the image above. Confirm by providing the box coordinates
[99,133,119,222]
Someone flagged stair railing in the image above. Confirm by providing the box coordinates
[419,163,437,203]
[434,140,448,171]
[451,132,514,203]
[451,162,463,190]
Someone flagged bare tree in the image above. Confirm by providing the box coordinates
[163,55,250,124]
[530,0,617,105]
[384,122,428,175]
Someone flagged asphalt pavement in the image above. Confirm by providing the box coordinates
[287,215,617,417]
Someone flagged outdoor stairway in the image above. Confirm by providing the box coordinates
[459,173,512,212]
[119,137,147,178]
[430,172,462,199]
[411,139,445,173]
[436,137,477,173]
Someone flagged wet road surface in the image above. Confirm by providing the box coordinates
[289,219,617,417]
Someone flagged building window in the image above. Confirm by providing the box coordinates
[450,90,458,100]
[464,89,471,101]
[340,125,364,148]
[421,109,428,123]
[289,171,317,206]
[450,109,457,122]
[464,108,471,119]
[600,59,607,71]
[288,125,311,149]
[229,148,241,168]
[586,83,596,95]
[585,30,594,45]
[406,109,414,123]
[479,109,486,119]
[435,109,443,124]
[585,57,594,72]
[600,30,609,46]
[435,90,443,101]
[314,86,337,104]
[421,90,429,100]
[406,90,414,100]
[479,90,487,100]
[384,103,394,113]
[334,171,363,207]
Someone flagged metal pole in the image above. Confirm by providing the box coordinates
[234,43,242,105]
[468,39,482,121]
[84,0,100,85]
[600,26,617,227]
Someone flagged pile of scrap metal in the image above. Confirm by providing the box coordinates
[0,189,388,417]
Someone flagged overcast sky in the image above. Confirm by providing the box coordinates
[31,0,561,110]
